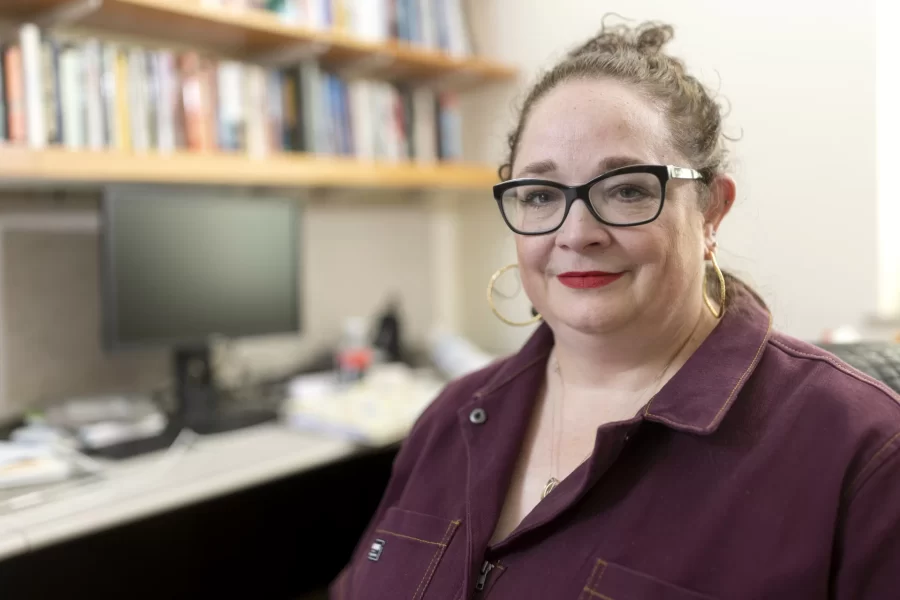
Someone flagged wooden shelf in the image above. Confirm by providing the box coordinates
[0,147,499,190]
[0,0,517,88]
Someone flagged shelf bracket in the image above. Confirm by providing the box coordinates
[254,40,330,67]
[33,0,104,28]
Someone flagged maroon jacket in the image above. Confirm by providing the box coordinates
[331,297,900,599]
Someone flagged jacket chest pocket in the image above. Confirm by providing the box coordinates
[578,559,717,600]
[349,507,462,600]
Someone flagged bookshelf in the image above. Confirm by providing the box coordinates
[0,147,500,189]
[0,0,515,87]
[0,0,516,190]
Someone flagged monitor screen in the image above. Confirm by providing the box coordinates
[101,189,300,349]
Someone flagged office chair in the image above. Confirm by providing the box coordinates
[818,341,900,393]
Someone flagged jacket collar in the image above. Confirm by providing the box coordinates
[474,293,773,436]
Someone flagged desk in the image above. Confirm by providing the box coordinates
[0,422,401,598]
[0,423,381,561]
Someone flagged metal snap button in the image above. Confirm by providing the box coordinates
[469,408,487,425]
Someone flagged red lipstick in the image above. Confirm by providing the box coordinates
[556,271,624,289]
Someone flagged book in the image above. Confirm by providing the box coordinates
[101,43,118,149]
[0,31,463,162]
[5,44,27,144]
[244,64,268,157]
[128,47,149,152]
[20,24,45,149]
[179,52,206,151]
[0,42,7,141]
[216,61,245,151]
[83,38,104,150]
[155,51,177,153]
[41,37,62,146]
[58,43,84,149]
[114,47,131,151]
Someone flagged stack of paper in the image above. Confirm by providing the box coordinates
[281,364,443,446]
[0,443,72,490]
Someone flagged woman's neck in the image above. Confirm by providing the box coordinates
[550,302,718,397]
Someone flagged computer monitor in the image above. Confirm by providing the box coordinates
[100,187,301,434]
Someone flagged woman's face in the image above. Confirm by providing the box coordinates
[512,78,721,337]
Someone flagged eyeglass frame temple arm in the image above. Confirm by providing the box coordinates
[668,166,703,180]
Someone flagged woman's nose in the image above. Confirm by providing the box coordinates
[554,200,613,251]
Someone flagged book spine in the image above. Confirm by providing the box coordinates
[353,80,374,160]
[114,48,131,151]
[281,67,300,151]
[5,45,26,144]
[200,57,218,151]
[331,0,347,30]
[388,0,399,40]
[298,59,321,152]
[144,50,159,150]
[266,69,284,153]
[326,73,338,154]
[20,24,45,148]
[128,48,149,152]
[83,39,104,150]
[446,0,470,56]
[100,43,118,149]
[179,52,205,151]
[412,86,436,162]
[407,0,420,45]
[59,45,84,149]
[400,85,414,159]
[340,77,352,155]
[156,51,176,153]
[420,0,435,48]
[396,0,408,42]
[244,64,267,157]
[217,61,244,151]
[436,91,461,159]
[41,36,62,145]
[0,42,7,141]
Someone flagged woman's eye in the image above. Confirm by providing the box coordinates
[614,186,647,201]
[523,191,552,204]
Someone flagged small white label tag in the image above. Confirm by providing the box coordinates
[367,539,386,562]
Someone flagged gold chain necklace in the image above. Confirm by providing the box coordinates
[542,358,589,500]
[541,325,700,501]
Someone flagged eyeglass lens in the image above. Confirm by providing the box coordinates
[500,171,663,233]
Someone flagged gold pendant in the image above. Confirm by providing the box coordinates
[541,477,560,500]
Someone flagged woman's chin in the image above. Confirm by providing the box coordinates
[546,300,633,336]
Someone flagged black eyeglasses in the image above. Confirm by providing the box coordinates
[493,164,703,235]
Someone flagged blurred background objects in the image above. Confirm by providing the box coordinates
[0,0,895,598]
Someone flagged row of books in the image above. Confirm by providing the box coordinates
[202,0,472,55]
[0,25,464,161]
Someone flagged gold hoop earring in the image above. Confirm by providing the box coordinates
[487,264,542,327]
[703,252,726,319]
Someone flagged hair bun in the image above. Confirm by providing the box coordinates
[635,23,674,54]
[568,19,675,59]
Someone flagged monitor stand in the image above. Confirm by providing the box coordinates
[173,344,277,435]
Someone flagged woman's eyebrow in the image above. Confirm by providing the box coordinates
[515,156,648,179]
[515,159,558,178]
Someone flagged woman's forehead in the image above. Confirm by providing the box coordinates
[515,79,674,178]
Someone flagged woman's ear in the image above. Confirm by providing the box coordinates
[703,174,736,254]
[703,175,737,260]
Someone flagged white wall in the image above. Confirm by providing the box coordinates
[876,0,900,317]
[460,0,878,351]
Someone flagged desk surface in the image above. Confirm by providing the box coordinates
[0,424,369,561]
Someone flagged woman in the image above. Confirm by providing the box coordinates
[331,21,900,599]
